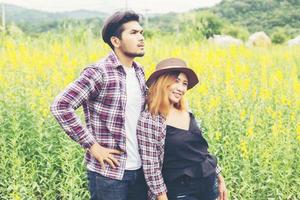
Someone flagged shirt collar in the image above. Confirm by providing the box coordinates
[107,51,142,71]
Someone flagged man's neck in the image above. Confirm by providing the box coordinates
[114,50,134,68]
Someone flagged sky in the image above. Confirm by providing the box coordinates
[2,0,222,14]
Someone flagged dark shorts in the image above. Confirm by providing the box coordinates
[87,168,147,200]
[166,173,219,200]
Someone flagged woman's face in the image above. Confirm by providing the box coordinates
[168,73,188,105]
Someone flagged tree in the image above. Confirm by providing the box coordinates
[271,28,287,44]
[196,12,223,39]
[222,24,249,41]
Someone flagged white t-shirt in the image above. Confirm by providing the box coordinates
[124,67,142,170]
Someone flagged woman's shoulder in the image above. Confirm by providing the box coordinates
[188,112,204,133]
[140,109,152,118]
[139,110,165,125]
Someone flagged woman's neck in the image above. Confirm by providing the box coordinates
[166,107,190,130]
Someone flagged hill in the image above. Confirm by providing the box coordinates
[1,1,300,38]
[211,0,300,35]
[0,4,107,33]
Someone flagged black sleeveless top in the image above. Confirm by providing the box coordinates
[162,113,217,182]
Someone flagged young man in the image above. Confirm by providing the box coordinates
[50,11,147,200]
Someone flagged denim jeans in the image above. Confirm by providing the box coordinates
[87,168,147,200]
[166,173,219,200]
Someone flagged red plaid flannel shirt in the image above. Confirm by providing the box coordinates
[50,51,146,180]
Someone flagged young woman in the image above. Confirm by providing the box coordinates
[137,58,227,200]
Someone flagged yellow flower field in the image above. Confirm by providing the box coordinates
[0,33,299,199]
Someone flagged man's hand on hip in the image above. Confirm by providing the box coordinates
[89,143,122,169]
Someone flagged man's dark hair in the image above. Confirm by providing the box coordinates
[102,11,140,49]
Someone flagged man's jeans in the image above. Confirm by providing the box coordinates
[87,168,147,200]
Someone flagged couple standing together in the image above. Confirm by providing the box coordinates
[51,11,227,200]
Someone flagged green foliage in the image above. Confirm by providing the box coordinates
[143,29,155,39]
[147,12,180,33]
[1,4,105,35]
[221,24,250,41]
[2,0,300,40]
[167,12,224,41]
[212,0,300,38]
[1,33,300,200]
[7,23,24,36]
[1,4,106,25]
[196,12,223,39]
[147,0,300,40]
[271,29,288,44]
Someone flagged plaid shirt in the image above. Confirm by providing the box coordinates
[137,110,222,200]
[137,110,167,199]
[50,51,146,180]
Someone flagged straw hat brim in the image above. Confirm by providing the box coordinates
[146,67,199,89]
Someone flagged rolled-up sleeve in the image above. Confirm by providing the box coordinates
[216,164,222,175]
[137,112,167,196]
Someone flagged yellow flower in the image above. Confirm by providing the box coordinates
[240,140,248,159]
[296,123,300,142]
[12,193,21,200]
[272,122,282,137]
[274,70,284,82]
[259,88,271,101]
[41,108,49,118]
[280,95,291,107]
[240,109,247,121]
[208,97,220,111]
[226,85,235,99]
[246,126,254,137]
[215,131,222,141]
[198,84,208,96]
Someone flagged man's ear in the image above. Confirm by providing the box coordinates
[111,36,121,48]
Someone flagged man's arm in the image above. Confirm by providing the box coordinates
[50,67,100,148]
[50,67,121,168]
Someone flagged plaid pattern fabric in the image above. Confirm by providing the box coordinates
[137,110,168,200]
[51,51,146,180]
[137,110,222,200]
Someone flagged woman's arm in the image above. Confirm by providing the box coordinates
[157,194,168,200]
[137,112,168,198]
[217,173,228,200]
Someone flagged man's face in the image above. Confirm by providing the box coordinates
[118,21,145,58]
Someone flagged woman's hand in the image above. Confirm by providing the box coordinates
[217,174,228,200]
[157,193,168,200]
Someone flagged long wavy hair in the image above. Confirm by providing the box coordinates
[146,72,187,117]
